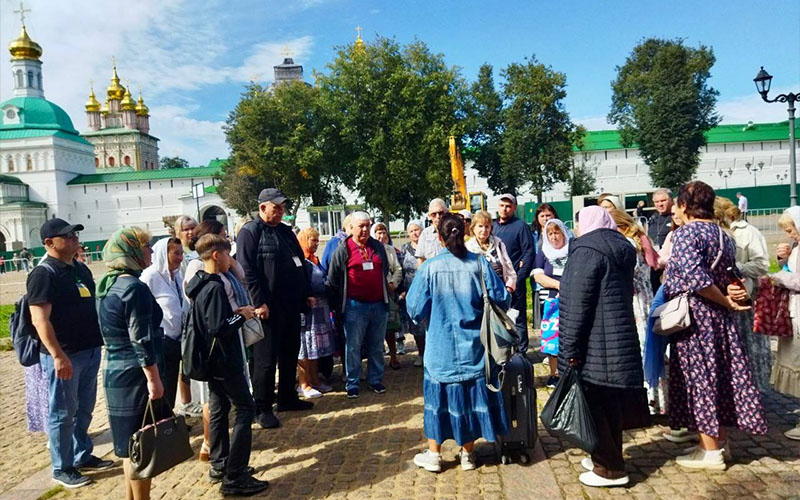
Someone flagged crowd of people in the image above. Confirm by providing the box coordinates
[17,181,800,496]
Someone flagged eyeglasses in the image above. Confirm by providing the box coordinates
[429,211,444,217]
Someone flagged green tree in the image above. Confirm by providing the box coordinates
[501,56,578,201]
[160,156,189,169]
[464,64,507,193]
[221,81,340,217]
[608,38,720,190]
[316,36,468,222]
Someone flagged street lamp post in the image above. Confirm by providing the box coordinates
[754,67,799,205]
[777,172,789,182]
[745,161,764,187]
[717,167,733,189]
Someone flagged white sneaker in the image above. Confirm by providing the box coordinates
[676,448,726,470]
[662,428,698,443]
[300,387,323,399]
[314,383,333,393]
[413,450,442,473]
[681,444,732,461]
[579,471,629,487]
[784,424,800,441]
[459,449,477,471]
[396,339,406,355]
[581,457,594,471]
[176,402,203,418]
[413,357,423,367]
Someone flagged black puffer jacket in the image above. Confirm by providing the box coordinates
[558,228,643,389]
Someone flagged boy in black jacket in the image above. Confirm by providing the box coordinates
[185,234,267,496]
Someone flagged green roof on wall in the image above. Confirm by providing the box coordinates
[67,165,221,185]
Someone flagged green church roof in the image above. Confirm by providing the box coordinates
[0,97,91,145]
[67,165,221,185]
[576,120,798,152]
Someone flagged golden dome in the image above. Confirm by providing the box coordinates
[8,25,42,61]
[135,93,149,116]
[85,88,101,112]
[101,98,109,114]
[354,26,365,52]
[107,64,126,100]
[120,87,136,111]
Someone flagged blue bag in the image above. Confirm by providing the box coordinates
[540,297,559,356]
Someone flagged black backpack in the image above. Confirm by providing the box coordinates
[10,263,55,366]
[181,294,216,381]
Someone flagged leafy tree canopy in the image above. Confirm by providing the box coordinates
[160,156,189,169]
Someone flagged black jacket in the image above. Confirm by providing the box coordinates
[185,271,246,378]
[327,235,390,313]
[236,218,310,312]
[558,228,643,389]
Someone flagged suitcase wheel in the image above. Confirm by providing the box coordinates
[501,454,510,465]
[519,452,530,465]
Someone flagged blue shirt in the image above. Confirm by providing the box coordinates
[493,216,535,283]
[406,250,510,383]
[320,230,347,277]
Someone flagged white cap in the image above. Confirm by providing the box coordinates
[499,193,517,205]
[458,209,473,220]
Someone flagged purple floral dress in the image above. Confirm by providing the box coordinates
[663,221,767,437]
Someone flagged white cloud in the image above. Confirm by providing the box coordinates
[717,87,797,124]
[574,115,614,131]
[0,0,314,165]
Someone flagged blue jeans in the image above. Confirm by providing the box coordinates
[40,347,101,474]
[344,300,388,391]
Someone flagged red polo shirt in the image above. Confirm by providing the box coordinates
[346,238,384,302]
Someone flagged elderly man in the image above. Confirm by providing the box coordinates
[647,188,673,293]
[416,199,448,266]
[237,188,313,429]
[327,212,391,399]
[493,193,534,352]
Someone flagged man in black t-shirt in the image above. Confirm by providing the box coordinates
[237,189,314,430]
[27,219,111,489]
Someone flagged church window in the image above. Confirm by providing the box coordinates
[95,157,99,167]
[5,109,15,119]
[37,73,42,89]
[26,155,33,171]
[124,155,131,166]
[27,71,33,87]
[108,156,115,166]
[15,70,22,87]
[7,159,13,172]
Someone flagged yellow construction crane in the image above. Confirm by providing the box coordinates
[449,136,487,212]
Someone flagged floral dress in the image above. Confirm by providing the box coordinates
[663,221,767,437]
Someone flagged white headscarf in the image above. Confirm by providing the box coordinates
[785,206,800,231]
[542,219,571,262]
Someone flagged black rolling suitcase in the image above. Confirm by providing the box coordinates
[499,352,536,464]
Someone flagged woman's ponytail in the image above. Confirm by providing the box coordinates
[438,213,467,258]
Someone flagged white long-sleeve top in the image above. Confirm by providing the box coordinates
[730,220,769,295]
[140,238,185,341]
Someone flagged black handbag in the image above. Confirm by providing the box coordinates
[129,398,194,479]
[540,366,598,453]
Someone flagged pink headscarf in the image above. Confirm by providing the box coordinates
[578,206,617,234]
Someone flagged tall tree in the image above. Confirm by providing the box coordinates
[316,36,468,222]
[464,64,507,193]
[160,156,189,169]
[565,126,597,197]
[608,38,720,190]
[220,81,340,217]
[501,56,578,201]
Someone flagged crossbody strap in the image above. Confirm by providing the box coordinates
[710,226,724,270]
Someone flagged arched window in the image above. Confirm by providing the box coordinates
[95,157,99,167]
[108,156,115,167]
[6,159,13,172]
[37,73,42,89]
[124,155,131,166]
[27,71,33,87]
[15,70,23,87]
[26,155,33,171]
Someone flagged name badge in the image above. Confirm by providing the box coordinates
[362,262,374,271]
[292,256,303,267]
[77,283,92,298]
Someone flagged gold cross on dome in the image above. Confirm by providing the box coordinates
[356,26,362,39]
[281,44,292,58]
[14,2,31,26]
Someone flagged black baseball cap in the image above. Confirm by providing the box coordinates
[258,188,287,205]
[40,218,84,242]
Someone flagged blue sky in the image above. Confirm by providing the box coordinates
[1,0,798,165]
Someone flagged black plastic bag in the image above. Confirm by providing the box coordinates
[540,366,598,453]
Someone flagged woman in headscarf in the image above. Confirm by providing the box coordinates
[296,228,335,398]
[399,221,425,366]
[371,222,404,369]
[558,206,643,488]
[532,218,572,388]
[768,206,800,440]
[98,228,164,500]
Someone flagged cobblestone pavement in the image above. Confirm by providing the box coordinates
[2,341,799,499]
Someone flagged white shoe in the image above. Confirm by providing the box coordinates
[413,357,423,367]
[314,383,333,393]
[396,339,406,355]
[579,471,629,487]
[676,448,726,470]
[413,450,442,473]
[681,444,732,461]
[581,457,594,471]
[662,428,698,443]
[176,402,203,418]
[459,449,477,471]
[300,387,323,399]
[784,424,800,441]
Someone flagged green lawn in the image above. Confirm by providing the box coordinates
[0,304,14,338]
